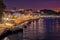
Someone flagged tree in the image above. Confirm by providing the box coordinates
[0,0,6,23]
[40,9,57,15]
[57,12,60,15]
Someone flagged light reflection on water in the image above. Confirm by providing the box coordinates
[3,18,60,40]
[23,18,60,40]
[23,19,46,40]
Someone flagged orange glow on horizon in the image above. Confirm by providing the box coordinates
[53,10,60,12]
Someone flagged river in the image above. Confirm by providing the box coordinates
[2,17,60,40]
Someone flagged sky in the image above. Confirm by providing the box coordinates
[3,0,60,10]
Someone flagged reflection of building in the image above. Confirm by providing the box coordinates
[23,16,60,40]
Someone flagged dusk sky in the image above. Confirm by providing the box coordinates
[3,0,60,10]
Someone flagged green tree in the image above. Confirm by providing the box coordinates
[0,0,6,23]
